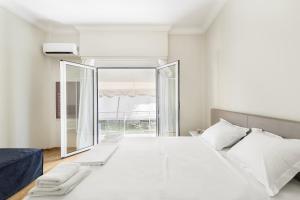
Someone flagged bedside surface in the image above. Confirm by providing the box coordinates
[189,131,202,137]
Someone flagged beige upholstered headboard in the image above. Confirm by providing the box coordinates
[211,109,300,139]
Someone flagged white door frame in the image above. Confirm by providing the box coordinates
[60,60,180,158]
[60,60,98,158]
[156,60,180,136]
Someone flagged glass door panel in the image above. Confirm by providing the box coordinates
[60,61,97,158]
[157,61,180,136]
[97,68,156,140]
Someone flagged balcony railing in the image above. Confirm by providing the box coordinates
[98,111,156,135]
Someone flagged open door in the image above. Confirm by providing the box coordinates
[60,61,98,158]
[157,61,180,136]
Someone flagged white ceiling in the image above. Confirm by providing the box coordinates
[1,0,226,33]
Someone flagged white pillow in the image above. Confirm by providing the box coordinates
[227,129,300,196]
[201,119,249,150]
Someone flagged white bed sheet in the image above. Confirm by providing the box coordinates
[25,137,300,200]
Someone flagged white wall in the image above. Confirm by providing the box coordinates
[0,8,9,147]
[79,26,169,58]
[205,0,300,125]
[44,30,81,148]
[0,8,55,148]
[168,35,206,135]
[31,30,80,148]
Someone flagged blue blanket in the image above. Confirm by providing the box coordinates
[0,148,43,200]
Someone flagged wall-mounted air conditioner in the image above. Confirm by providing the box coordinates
[43,43,79,57]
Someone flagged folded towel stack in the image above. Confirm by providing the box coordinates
[75,143,119,166]
[29,163,91,197]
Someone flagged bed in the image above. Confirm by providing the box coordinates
[25,109,300,200]
[0,148,43,200]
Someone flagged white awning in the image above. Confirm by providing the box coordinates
[99,82,155,97]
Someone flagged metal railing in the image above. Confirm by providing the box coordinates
[98,111,156,135]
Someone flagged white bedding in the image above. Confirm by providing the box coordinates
[26,137,300,200]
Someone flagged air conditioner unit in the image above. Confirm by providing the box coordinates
[43,43,78,56]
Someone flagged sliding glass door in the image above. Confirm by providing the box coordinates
[60,61,97,158]
[157,61,180,136]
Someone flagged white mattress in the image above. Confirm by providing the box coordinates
[26,137,300,200]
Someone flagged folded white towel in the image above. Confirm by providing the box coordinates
[75,143,119,166]
[29,167,91,197]
[101,133,124,143]
[37,163,80,188]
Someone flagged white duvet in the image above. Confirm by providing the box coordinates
[25,137,300,200]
